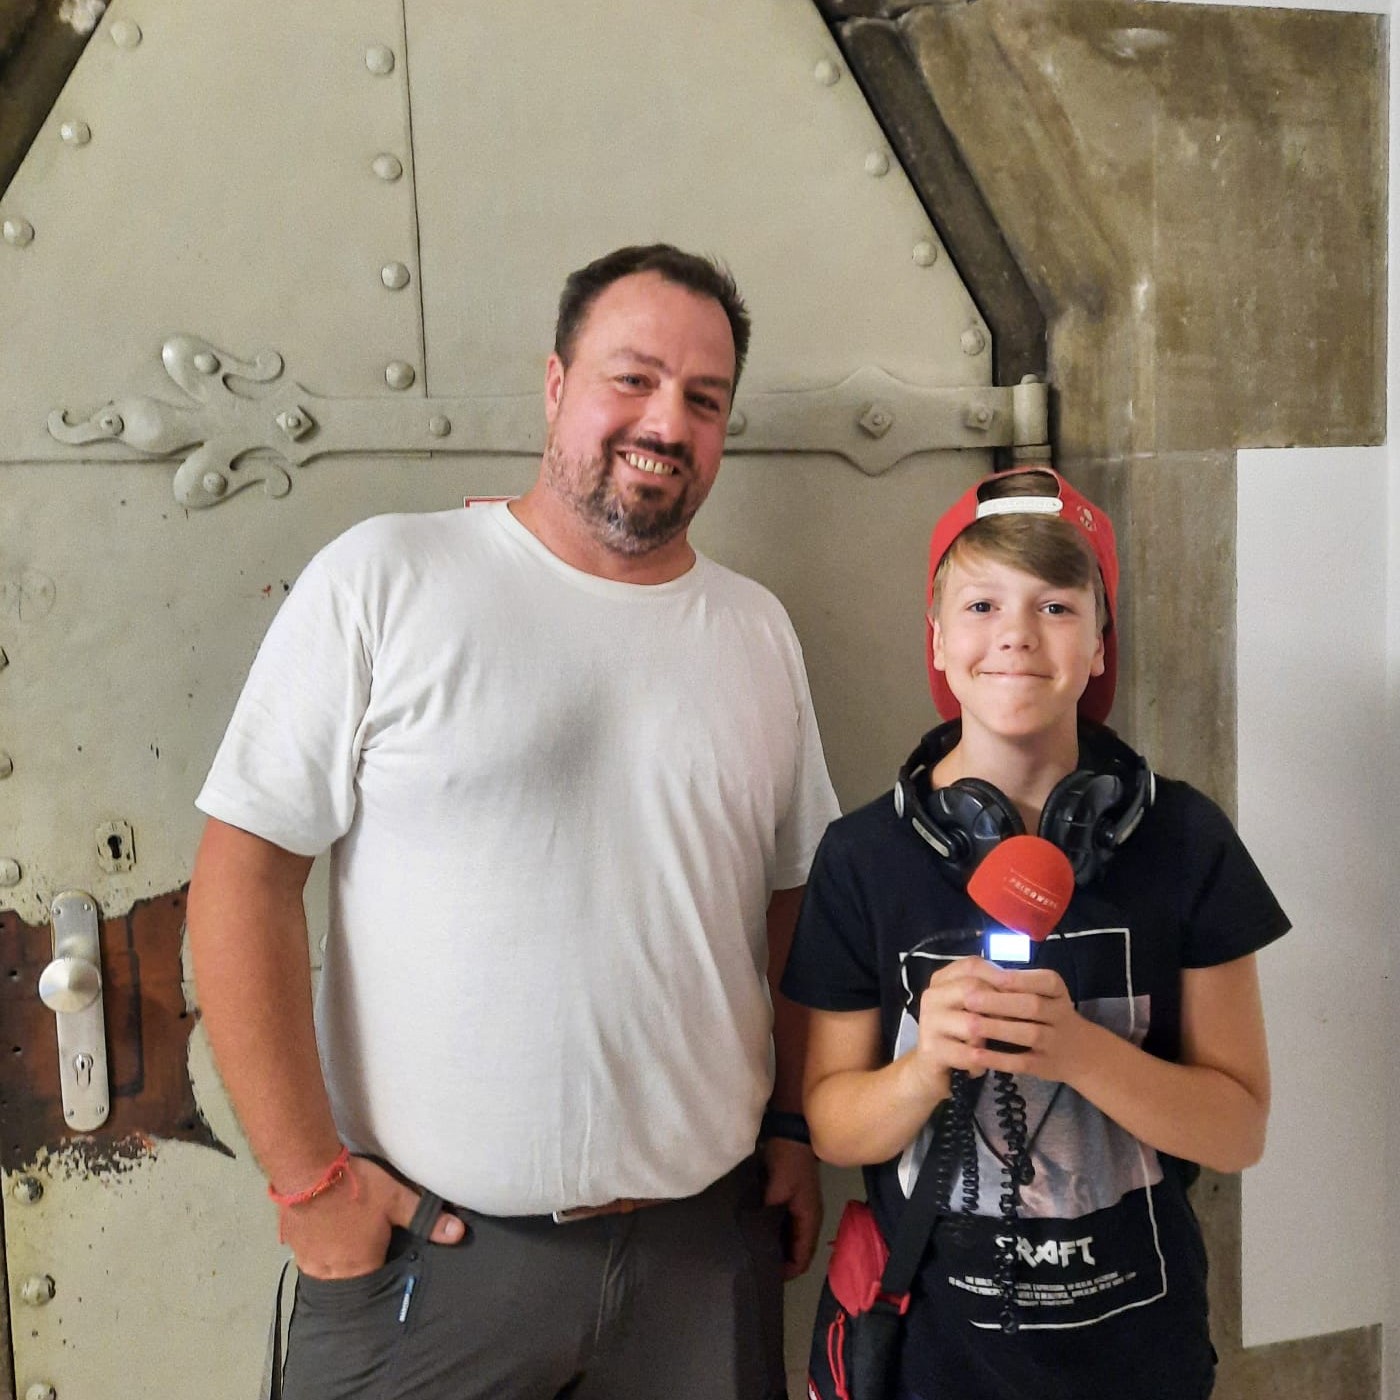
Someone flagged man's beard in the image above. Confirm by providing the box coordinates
[544,435,702,556]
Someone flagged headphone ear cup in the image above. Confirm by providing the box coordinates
[930,778,1024,883]
[947,778,1026,838]
[1040,770,1125,885]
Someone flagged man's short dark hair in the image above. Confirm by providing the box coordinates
[554,244,751,392]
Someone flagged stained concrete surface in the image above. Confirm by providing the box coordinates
[1077,450,1240,804]
[891,1,1385,463]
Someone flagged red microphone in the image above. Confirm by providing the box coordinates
[967,835,1075,943]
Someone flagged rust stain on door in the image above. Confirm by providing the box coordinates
[0,887,228,1171]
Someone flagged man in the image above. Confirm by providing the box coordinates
[188,244,841,1400]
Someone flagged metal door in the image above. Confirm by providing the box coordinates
[0,3,1035,1393]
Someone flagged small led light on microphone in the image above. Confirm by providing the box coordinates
[984,928,1032,966]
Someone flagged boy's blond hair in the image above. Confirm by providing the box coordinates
[930,471,1110,634]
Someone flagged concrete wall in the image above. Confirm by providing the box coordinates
[1165,10,1399,1400]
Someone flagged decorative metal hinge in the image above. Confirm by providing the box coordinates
[47,336,1049,509]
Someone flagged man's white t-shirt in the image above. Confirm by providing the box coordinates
[197,503,839,1214]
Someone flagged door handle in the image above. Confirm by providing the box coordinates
[38,890,110,1130]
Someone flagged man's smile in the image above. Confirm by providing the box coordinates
[622,449,679,477]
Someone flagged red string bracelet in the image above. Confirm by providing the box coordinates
[267,1145,360,1209]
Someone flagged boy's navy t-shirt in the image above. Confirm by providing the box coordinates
[783,772,1289,1400]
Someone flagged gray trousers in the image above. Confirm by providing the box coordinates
[275,1156,787,1400]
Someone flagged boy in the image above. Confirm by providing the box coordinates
[783,467,1288,1399]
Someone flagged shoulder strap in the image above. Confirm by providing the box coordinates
[262,1259,291,1400]
[878,1100,952,1298]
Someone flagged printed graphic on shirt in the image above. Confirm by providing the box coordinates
[896,926,1169,1329]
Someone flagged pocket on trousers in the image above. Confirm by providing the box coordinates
[295,1229,422,1315]
[282,1234,429,1400]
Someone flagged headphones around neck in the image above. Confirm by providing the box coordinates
[892,720,1155,888]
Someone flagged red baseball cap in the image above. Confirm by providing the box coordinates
[926,467,1119,724]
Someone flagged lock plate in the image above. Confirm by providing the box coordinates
[41,890,110,1131]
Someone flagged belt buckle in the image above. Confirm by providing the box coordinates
[552,1200,621,1224]
[551,1197,658,1224]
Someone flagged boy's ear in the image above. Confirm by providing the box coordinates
[929,611,947,672]
[1089,629,1106,678]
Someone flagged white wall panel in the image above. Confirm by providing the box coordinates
[1237,445,1394,1346]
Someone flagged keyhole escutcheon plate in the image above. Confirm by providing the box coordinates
[39,891,111,1131]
